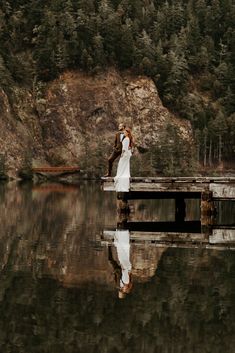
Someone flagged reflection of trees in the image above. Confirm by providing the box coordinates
[0,248,234,353]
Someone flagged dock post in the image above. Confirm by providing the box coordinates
[117,212,129,229]
[175,197,186,222]
[117,192,130,214]
[200,191,215,230]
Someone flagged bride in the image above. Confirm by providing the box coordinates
[114,127,133,192]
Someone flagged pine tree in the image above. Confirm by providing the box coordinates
[164,49,189,106]
[118,20,135,68]
[81,48,93,71]
[0,55,13,90]
[32,9,59,80]
[135,30,156,75]
[186,16,202,71]
[208,111,228,164]
[194,0,207,32]
[92,34,106,69]
[153,39,167,92]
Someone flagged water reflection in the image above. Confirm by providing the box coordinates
[108,229,133,299]
[0,182,234,353]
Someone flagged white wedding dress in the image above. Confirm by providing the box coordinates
[114,229,132,287]
[114,137,132,192]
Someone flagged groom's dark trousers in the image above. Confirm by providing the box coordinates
[108,149,122,176]
[107,131,123,176]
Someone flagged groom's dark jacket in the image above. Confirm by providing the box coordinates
[114,131,124,152]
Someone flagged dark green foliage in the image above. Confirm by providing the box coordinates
[151,124,197,176]
[0,0,234,166]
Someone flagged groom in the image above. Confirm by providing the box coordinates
[104,123,125,177]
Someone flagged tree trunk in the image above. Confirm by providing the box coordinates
[218,135,222,164]
[209,138,212,166]
[203,132,207,166]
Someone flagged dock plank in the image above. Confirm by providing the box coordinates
[103,230,207,243]
[210,229,235,243]
[100,230,235,251]
[102,176,235,183]
[210,183,235,199]
[130,182,209,192]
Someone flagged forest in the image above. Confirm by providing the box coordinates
[0,0,234,169]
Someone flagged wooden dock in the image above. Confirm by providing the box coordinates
[101,177,235,221]
[101,176,235,198]
[98,225,235,251]
[101,177,235,249]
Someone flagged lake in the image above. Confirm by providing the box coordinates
[0,181,234,353]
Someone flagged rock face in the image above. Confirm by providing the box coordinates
[0,89,29,176]
[0,69,193,178]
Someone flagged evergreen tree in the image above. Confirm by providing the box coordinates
[153,39,168,93]
[0,55,13,90]
[134,30,156,75]
[118,20,135,68]
[152,124,196,176]
[92,33,106,69]
[164,49,189,106]
[186,16,202,71]
[208,111,228,164]
[81,48,93,71]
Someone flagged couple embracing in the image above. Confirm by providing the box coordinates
[104,123,134,192]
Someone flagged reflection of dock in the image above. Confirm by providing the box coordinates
[99,224,235,251]
[119,220,202,233]
[32,183,79,193]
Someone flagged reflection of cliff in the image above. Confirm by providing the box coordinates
[0,248,234,353]
[0,182,117,287]
[0,183,167,288]
[131,245,166,281]
[0,181,177,288]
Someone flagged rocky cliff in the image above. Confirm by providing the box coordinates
[0,69,194,178]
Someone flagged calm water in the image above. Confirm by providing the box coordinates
[0,181,234,353]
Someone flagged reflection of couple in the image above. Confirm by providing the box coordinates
[104,123,134,192]
[108,229,133,299]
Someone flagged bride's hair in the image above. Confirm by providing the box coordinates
[125,127,134,148]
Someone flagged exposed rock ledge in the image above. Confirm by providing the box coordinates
[0,69,193,178]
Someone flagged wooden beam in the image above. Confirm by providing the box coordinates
[100,230,235,251]
[102,230,207,243]
[102,182,209,193]
[130,182,209,192]
[210,228,235,244]
[101,176,235,183]
[210,183,235,199]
